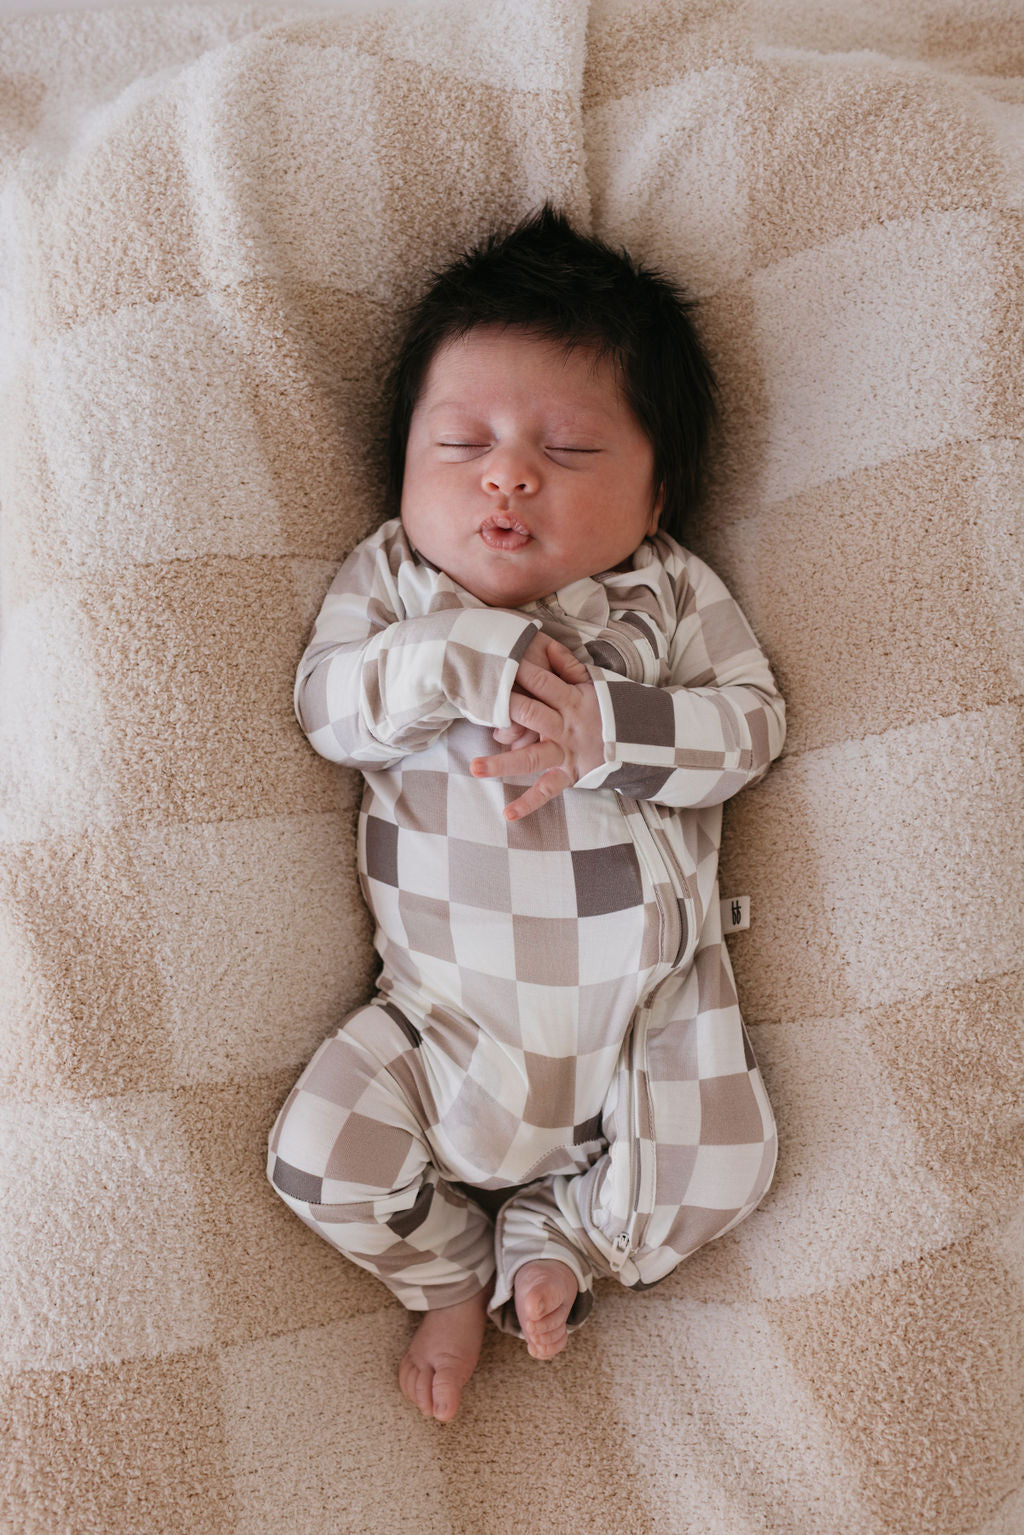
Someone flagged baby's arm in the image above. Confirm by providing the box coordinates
[583,549,786,806]
[472,548,785,813]
[295,523,539,768]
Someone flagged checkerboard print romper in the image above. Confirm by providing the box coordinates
[268,520,786,1334]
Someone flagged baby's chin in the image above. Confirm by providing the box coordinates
[454,568,560,608]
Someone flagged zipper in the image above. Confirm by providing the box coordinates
[601,799,697,1272]
[601,974,671,1271]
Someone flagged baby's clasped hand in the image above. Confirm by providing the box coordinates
[470,634,604,820]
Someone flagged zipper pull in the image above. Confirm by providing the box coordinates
[613,1232,631,1256]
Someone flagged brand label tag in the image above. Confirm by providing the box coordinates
[720,896,750,934]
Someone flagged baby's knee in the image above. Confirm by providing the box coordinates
[634,1129,777,1281]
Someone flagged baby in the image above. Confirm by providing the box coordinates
[268,207,786,1422]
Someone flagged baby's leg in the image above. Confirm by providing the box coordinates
[495,946,778,1316]
[267,1000,496,1421]
[399,1282,492,1421]
[513,1259,579,1360]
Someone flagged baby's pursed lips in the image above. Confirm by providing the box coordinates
[480,512,531,536]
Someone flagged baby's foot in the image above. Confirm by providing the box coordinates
[514,1258,579,1360]
[398,1288,489,1423]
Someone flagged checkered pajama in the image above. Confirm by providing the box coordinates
[270,518,785,1334]
[267,879,777,1332]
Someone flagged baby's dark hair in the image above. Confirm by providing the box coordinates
[382,205,718,543]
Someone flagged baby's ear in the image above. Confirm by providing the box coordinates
[647,484,665,534]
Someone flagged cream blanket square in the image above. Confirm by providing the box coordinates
[2,1,1023,1531]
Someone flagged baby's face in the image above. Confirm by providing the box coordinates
[400,325,661,607]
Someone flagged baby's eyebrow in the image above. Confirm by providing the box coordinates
[424,400,470,413]
[424,399,615,428]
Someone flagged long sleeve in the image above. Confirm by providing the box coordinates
[295,521,539,769]
[575,545,786,808]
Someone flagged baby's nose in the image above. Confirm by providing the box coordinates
[483,445,539,496]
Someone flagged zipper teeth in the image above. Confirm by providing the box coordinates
[621,799,692,1256]
[604,793,690,1265]
[637,798,691,966]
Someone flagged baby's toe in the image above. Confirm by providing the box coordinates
[431,1367,462,1422]
[399,1353,434,1418]
[526,1324,568,1361]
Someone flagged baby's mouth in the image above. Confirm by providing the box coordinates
[479,513,533,552]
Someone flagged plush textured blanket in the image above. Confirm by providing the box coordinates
[2,1,1022,1531]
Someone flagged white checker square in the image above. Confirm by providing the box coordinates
[383,638,452,718]
[443,769,513,847]
[650,1077,703,1146]
[449,901,518,980]
[395,827,449,900]
[577,907,647,984]
[274,1089,346,1179]
[573,1043,621,1122]
[507,847,578,918]
[695,1006,751,1079]
[366,880,405,941]
[562,784,641,853]
[685,1142,768,1211]
[514,980,582,1057]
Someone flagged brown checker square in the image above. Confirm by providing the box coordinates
[386,1181,434,1238]
[698,1072,769,1146]
[324,1110,413,1191]
[457,969,520,1036]
[447,1072,521,1157]
[271,1156,322,1203]
[301,1032,378,1113]
[653,1140,699,1193]
[584,637,628,672]
[575,976,640,1055]
[362,814,399,887]
[394,768,449,835]
[573,1112,604,1146]
[448,837,513,912]
[606,677,675,746]
[694,595,752,669]
[512,915,579,987]
[648,1014,701,1083]
[572,842,644,917]
[603,762,673,798]
[693,940,739,1012]
[504,783,572,851]
[397,890,456,963]
[522,1051,578,1131]
[442,641,504,723]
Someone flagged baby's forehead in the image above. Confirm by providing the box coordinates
[416,325,627,418]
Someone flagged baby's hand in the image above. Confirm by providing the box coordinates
[487,632,547,755]
[471,635,604,820]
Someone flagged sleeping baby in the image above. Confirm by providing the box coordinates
[268,206,786,1421]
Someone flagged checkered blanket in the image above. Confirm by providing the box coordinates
[2,1,1022,1532]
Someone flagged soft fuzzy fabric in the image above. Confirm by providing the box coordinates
[1,1,1022,1531]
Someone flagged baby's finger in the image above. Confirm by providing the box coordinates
[492,725,541,751]
[544,639,591,684]
[492,725,530,747]
[469,739,562,781]
[507,690,563,740]
[503,765,572,821]
[514,659,577,708]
